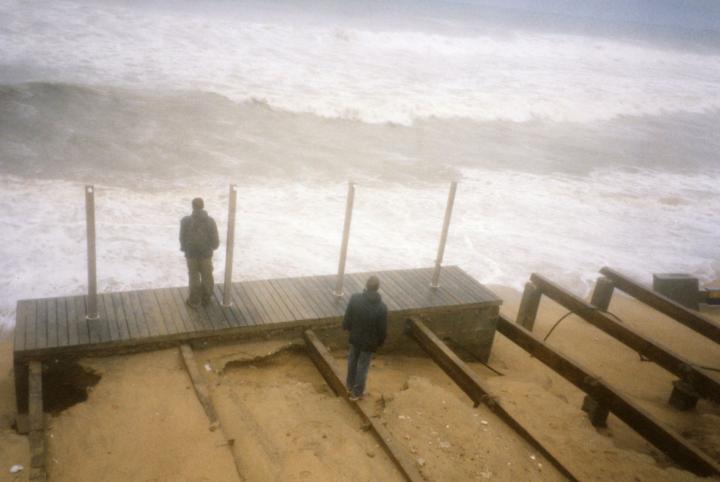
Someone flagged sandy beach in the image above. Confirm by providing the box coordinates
[1,284,718,481]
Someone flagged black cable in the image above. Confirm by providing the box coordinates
[542,310,574,342]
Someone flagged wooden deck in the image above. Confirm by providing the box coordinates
[14,266,500,360]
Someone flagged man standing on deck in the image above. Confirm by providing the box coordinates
[343,275,388,401]
[180,197,219,308]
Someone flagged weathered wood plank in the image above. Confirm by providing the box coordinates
[235,282,272,324]
[170,288,204,331]
[24,301,38,351]
[72,296,90,345]
[155,289,186,334]
[212,285,244,328]
[91,295,111,343]
[56,297,69,347]
[279,277,324,320]
[108,292,130,341]
[201,286,231,330]
[99,294,119,342]
[250,280,292,323]
[303,330,424,482]
[35,299,48,350]
[228,284,261,327]
[268,278,310,320]
[260,279,297,321]
[306,276,347,318]
[45,299,57,349]
[403,269,459,306]
[119,291,140,339]
[137,290,168,337]
[28,361,46,481]
[175,287,214,332]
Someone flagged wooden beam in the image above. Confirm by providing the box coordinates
[179,344,220,430]
[302,330,424,482]
[590,276,615,312]
[28,361,46,481]
[405,317,579,482]
[496,315,720,477]
[530,273,720,404]
[517,282,542,331]
[600,267,720,345]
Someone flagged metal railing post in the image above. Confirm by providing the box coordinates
[85,185,99,320]
[223,184,237,307]
[334,182,355,298]
[430,181,458,289]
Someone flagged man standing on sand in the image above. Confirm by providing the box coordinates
[343,275,388,401]
[180,197,219,308]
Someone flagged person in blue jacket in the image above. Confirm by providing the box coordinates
[343,275,388,401]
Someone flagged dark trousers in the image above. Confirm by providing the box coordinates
[186,257,214,305]
[346,344,373,397]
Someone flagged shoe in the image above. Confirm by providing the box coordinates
[201,297,212,307]
[185,299,201,309]
[349,394,363,402]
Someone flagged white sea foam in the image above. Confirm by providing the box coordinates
[1,169,718,327]
[1,0,719,124]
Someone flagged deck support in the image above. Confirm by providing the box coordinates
[590,277,615,312]
[496,314,720,477]
[14,358,29,434]
[28,361,46,481]
[223,184,238,307]
[517,282,542,331]
[85,185,99,321]
[599,267,720,345]
[334,182,355,298]
[405,317,579,481]
[431,181,458,289]
[530,273,720,404]
[303,329,424,482]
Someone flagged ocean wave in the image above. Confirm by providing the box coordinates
[1,0,720,124]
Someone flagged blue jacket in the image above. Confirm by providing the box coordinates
[343,290,388,352]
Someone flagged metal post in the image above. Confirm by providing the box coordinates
[334,182,355,298]
[223,184,237,307]
[430,181,458,289]
[85,185,99,320]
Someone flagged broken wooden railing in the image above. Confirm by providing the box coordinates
[496,314,720,477]
[519,273,720,410]
[597,267,720,345]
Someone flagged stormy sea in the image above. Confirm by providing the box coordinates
[1,0,719,327]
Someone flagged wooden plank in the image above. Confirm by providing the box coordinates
[262,279,299,321]
[14,301,27,352]
[249,280,287,322]
[346,273,402,311]
[268,278,313,320]
[496,314,720,477]
[108,293,130,341]
[64,296,79,346]
[201,286,231,330]
[600,267,720,345]
[234,282,271,324]
[278,277,324,320]
[28,361,46,481]
[424,267,478,305]
[227,284,261,327]
[169,287,196,332]
[72,296,90,345]
[34,299,48,350]
[170,287,206,332]
[292,276,335,319]
[381,270,425,310]
[531,273,720,403]
[306,276,347,318]
[95,294,117,343]
[45,298,57,349]
[136,290,169,337]
[99,294,119,342]
[212,284,246,328]
[389,269,448,308]
[55,297,69,347]
[155,289,187,334]
[405,268,461,306]
[303,330,424,482]
[119,291,141,339]
[443,267,500,306]
[407,317,579,482]
[24,301,38,350]
[179,344,220,427]
[175,287,214,332]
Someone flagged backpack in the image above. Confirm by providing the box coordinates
[186,216,211,252]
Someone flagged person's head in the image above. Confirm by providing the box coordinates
[366,276,380,292]
[192,197,204,211]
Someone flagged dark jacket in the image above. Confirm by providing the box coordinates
[180,209,219,259]
[342,290,388,352]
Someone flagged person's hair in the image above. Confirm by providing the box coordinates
[192,197,204,210]
[366,276,380,292]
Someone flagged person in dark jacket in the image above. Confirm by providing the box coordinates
[343,275,388,401]
[179,197,220,308]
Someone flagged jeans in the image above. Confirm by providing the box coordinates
[186,257,214,305]
[346,344,373,397]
